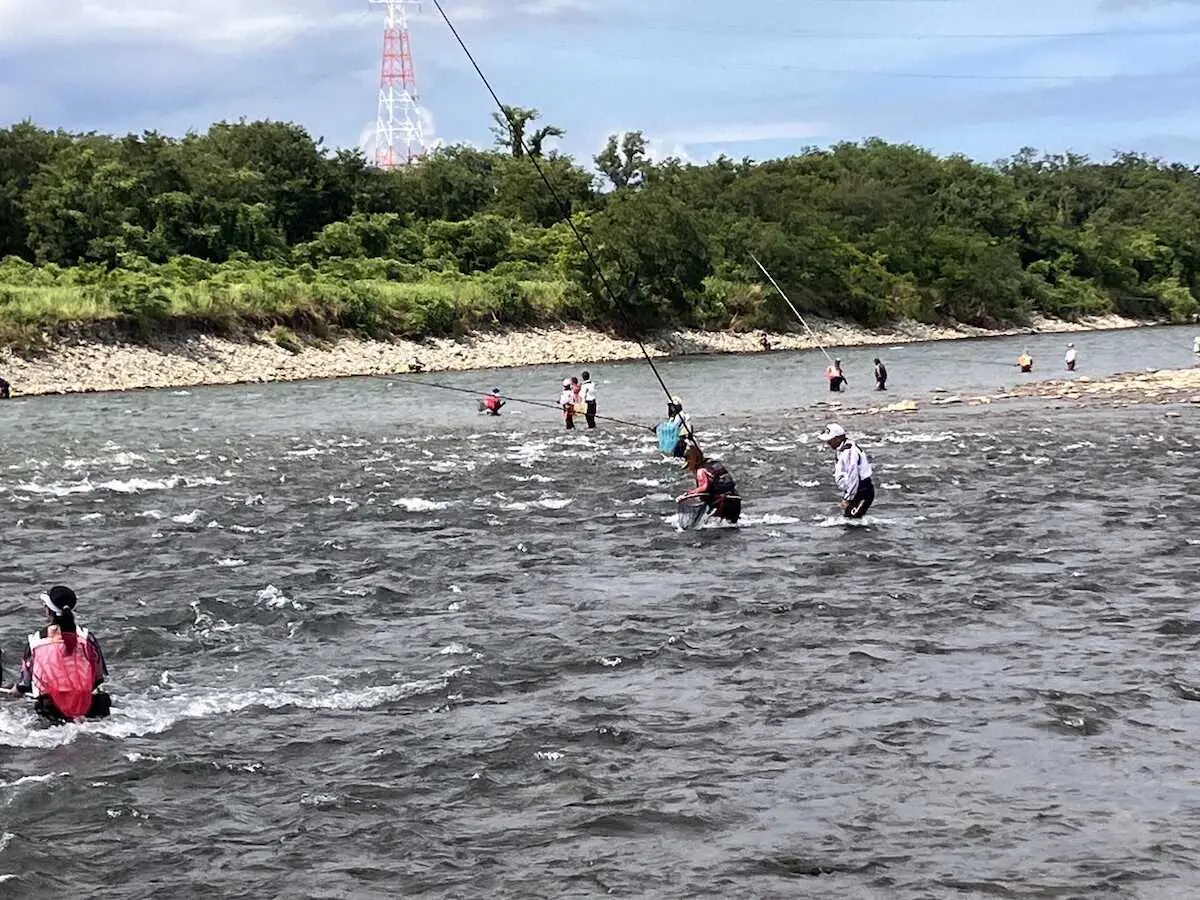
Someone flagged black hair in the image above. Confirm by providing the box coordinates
[46,585,79,654]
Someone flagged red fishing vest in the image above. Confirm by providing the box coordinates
[29,628,100,719]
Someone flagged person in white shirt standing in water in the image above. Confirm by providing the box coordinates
[580,370,597,429]
[819,423,875,519]
[559,379,576,429]
[1065,342,1078,371]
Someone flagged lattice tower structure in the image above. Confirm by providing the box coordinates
[370,0,427,168]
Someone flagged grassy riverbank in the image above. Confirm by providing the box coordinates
[0,257,582,353]
[0,253,1168,360]
[4,120,1200,362]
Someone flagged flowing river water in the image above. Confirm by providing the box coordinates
[0,325,1197,898]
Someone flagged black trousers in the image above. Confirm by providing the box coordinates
[843,478,875,519]
[712,494,742,523]
[585,400,597,428]
[35,691,111,723]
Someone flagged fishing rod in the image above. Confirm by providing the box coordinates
[749,252,838,367]
[393,375,656,431]
[427,0,704,455]
[750,254,1039,372]
[750,257,1056,375]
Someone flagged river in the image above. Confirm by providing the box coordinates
[0,324,1197,898]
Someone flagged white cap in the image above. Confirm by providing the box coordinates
[562,379,571,387]
[670,396,682,406]
[819,423,846,441]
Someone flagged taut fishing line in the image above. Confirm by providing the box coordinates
[749,252,837,366]
[427,0,702,453]
[395,376,655,431]
[751,253,1045,371]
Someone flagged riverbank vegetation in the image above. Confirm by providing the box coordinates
[1,112,1198,352]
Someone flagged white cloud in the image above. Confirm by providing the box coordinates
[514,0,592,17]
[665,120,828,145]
[412,0,595,25]
[644,138,699,165]
[358,105,442,161]
[0,0,367,51]
[0,0,596,51]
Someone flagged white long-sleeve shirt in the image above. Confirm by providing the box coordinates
[559,389,574,407]
[833,440,873,500]
[1065,348,1077,364]
[582,380,596,402]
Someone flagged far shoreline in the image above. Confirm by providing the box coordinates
[0,312,1174,400]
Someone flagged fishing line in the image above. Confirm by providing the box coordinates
[749,252,838,367]
[749,253,1076,373]
[932,355,1026,369]
[393,376,656,431]
[427,0,703,453]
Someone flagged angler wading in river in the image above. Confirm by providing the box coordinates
[820,423,875,519]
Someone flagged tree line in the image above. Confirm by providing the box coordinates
[1,106,1197,347]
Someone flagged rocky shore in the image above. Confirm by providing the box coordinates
[991,366,1200,408]
[0,312,1145,397]
[834,362,1200,420]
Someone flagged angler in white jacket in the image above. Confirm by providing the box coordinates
[819,423,875,519]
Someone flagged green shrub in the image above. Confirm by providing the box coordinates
[269,325,303,353]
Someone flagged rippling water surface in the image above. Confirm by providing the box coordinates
[0,328,1197,898]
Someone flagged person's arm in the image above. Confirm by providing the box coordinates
[834,450,859,499]
[12,642,33,695]
[840,448,861,501]
[687,468,713,497]
[679,467,710,500]
[89,634,108,687]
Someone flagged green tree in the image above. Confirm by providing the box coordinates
[489,105,563,158]
[573,185,711,331]
[595,131,648,190]
[0,121,72,260]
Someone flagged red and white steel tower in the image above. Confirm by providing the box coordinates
[370,0,427,169]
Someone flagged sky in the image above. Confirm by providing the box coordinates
[3,0,1200,168]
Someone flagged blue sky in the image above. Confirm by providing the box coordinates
[3,0,1200,168]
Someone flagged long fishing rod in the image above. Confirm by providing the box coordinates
[750,253,1042,372]
[427,0,703,454]
[394,375,655,431]
[749,252,837,367]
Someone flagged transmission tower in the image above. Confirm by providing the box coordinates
[370,0,427,169]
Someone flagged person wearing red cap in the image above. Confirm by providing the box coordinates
[819,423,875,518]
[3,585,111,722]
